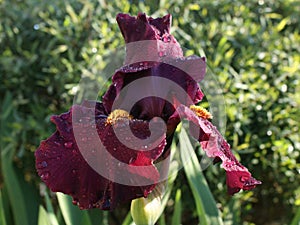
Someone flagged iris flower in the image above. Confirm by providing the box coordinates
[35,13,261,211]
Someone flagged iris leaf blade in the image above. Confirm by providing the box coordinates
[57,193,92,225]
[179,128,223,225]
[0,93,30,225]
[38,206,52,225]
[171,189,182,225]
[0,190,7,225]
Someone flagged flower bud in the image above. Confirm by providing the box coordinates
[130,194,162,225]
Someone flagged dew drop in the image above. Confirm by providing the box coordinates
[54,141,61,146]
[240,176,248,182]
[128,157,134,164]
[64,142,73,148]
[37,161,48,169]
[159,51,164,57]
[135,28,140,33]
[113,147,117,151]
[72,200,78,205]
[72,169,77,175]
[102,199,110,209]
[163,36,170,43]
[41,161,48,168]
[41,172,50,180]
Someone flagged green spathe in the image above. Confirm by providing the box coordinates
[130,194,161,225]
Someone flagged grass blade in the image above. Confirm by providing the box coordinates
[57,192,92,225]
[122,211,133,225]
[1,144,30,225]
[0,92,30,225]
[44,191,59,225]
[179,128,223,225]
[291,206,300,225]
[88,209,105,225]
[38,206,52,225]
[0,190,8,225]
[171,189,182,225]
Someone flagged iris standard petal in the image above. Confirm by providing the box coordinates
[103,58,205,121]
[116,13,183,64]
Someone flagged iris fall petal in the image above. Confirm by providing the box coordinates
[169,105,261,195]
[35,102,166,210]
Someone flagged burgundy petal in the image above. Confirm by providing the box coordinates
[117,13,158,43]
[171,105,261,194]
[35,103,166,210]
[103,13,206,119]
[116,13,183,64]
[103,58,205,121]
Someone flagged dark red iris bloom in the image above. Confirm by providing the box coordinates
[35,13,261,210]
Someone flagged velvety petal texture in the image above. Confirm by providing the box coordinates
[35,102,166,210]
[103,13,206,119]
[103,59,205,123]
[168,105,261,195]
[116,13,183,62]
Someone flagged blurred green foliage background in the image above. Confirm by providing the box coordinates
[0,0,299,224]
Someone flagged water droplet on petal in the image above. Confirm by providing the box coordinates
[163,36,170,43]
[64,142,73,148]
[129,157,134,164]
[102,199,110,209]
[240,176,248,182]
[135,28,140,33]
[41,161,48,168]
[37,161,48,169]
[72,199,78,205]
[54,141,61,146]
[41,172,50,180]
